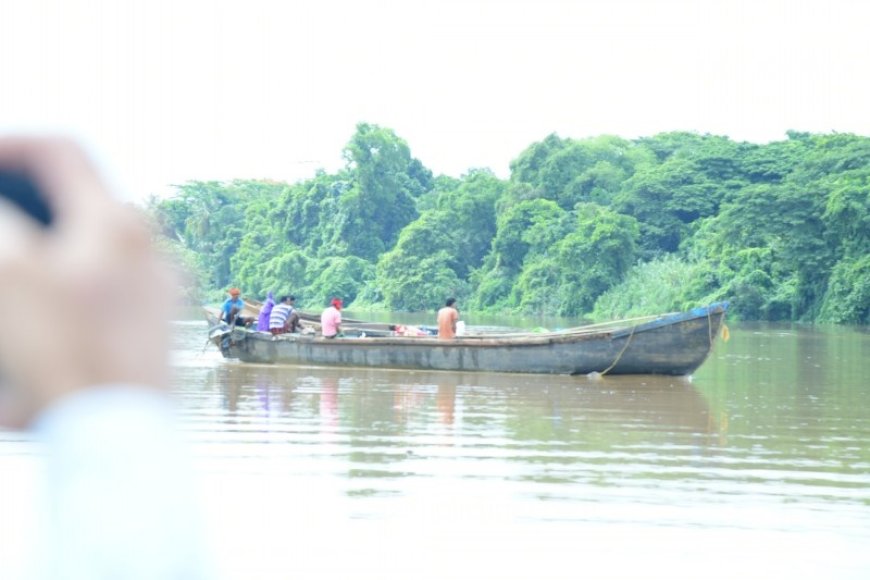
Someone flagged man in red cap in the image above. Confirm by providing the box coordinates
[320,297,343,338]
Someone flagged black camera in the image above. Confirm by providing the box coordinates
[0,170,53,226]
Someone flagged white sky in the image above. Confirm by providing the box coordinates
[1,0,867,202]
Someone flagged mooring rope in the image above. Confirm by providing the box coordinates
[600,323,638,376]
[707,308,714,347]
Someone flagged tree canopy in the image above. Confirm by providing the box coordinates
[149,124,870,324]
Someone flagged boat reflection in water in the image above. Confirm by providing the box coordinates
[190,364,721,483]
[203,364,716,429]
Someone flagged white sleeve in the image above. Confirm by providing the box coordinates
[32,386,212,580]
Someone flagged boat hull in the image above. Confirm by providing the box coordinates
[211,303,727,376]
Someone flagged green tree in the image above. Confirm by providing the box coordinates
[145,126,870,324]
[377,250,466,311]
[592,254,708,319]
[614,154,733,257]
[306,256,376,308]
[490,199,570,272]
[552,203,639,316]
[510,134,651,210]
[818,254,870,324]
[372,170,505,310]
[338,123,431,260]
[818,168,870,323]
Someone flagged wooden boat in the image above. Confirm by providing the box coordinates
[206,302,729,376]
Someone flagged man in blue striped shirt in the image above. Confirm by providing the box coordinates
[269,295,302,334]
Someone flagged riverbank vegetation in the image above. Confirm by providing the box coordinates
[148,124,870,324]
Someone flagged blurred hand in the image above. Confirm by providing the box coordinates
[0,138,176,428]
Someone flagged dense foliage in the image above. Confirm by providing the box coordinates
[149,124,870,324]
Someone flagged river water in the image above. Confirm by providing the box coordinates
[2,319,870,579]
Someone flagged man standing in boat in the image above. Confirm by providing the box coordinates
[437,297,459,339]
[321,297,343,338]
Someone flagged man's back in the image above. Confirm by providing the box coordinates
[321,306,341,337]
[437,306,459,339]
[269,303,293,329]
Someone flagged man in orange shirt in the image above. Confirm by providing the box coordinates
[437,297,459,339]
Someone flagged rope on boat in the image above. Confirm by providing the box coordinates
[602,305,725,375]
[707,308,730,344]
[600,323,638,376]
[707,308,714,347]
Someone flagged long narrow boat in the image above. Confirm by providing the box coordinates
[206,302,728,376]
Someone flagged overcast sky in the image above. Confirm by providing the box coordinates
[1,0,867,201]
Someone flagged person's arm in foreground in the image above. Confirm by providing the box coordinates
[0,138,211,580]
